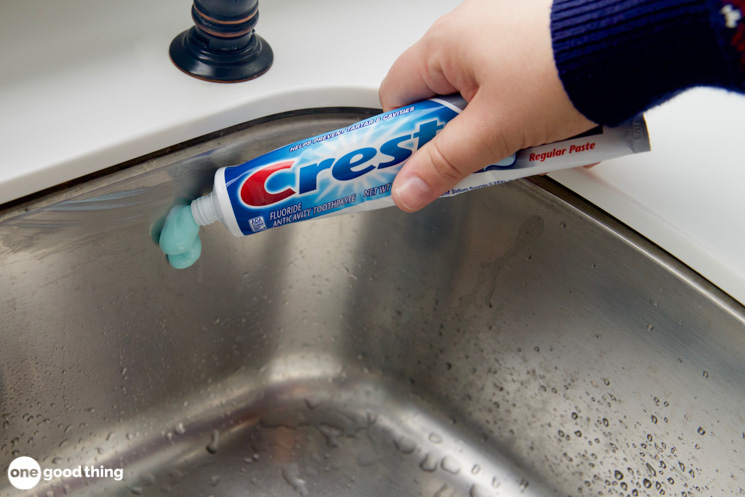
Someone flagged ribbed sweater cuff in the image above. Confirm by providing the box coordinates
[551,0,742,125]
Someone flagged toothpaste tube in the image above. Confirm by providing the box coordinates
[190,94,650,237]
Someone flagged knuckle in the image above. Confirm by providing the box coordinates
[427,140,467,184]
[430,11,455,33]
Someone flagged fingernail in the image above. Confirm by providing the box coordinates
[395,176,433,212]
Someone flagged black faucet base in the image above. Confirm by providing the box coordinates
[170,1,273,83]
[170,28,273,83]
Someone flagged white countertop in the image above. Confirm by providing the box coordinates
[2,0,744,304]
[552,88,745,306]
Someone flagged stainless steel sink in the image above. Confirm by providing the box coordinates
[1,108,744,497]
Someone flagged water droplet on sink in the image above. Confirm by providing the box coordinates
[697,426,706,435]
[393,436,416,454]
[175,423,186,435]
[440,456,461,474]
[420,452,439,472]
[519,479,529,492]
[428,432,443,444]
[614,470,623,480]
[207,429,220,454]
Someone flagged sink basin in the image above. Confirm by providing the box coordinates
[1,108,744,497]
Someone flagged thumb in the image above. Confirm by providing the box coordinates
[392,99,512,212]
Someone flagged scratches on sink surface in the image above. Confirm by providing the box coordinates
[50,189,151,211]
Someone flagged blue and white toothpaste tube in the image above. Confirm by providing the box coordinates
[190,94,649,237]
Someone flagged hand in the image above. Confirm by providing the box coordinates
[379,0,597,212]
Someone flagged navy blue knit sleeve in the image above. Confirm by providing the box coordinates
[551,0,745,126]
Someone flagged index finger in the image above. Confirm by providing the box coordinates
[379,38,458,111]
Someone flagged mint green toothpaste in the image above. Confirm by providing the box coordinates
[159,204,201,269]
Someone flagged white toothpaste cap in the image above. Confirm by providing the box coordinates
[191,193,219,226]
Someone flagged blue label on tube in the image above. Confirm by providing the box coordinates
[222,97,514,235]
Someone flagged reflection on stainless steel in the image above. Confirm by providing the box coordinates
[1,108,744,497]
